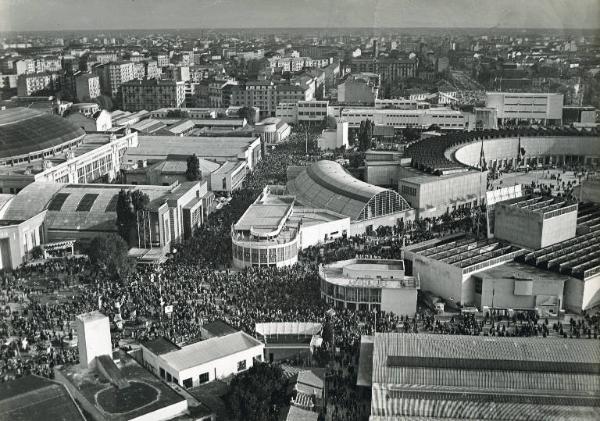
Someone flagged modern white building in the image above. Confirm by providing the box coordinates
[317,121,348,150]
[76,311,112,369]
[319,259,419,315]
[231,185,350,268]
[297,100,330,124]
[340,107,466,130]
[254,117,292,144]
[140,332,264,388]
[485,92,563,126]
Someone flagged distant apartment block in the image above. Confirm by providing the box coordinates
[96,61,135,97]
[121,79,186,112]
[75,73,100,101]
[17,72,61,96]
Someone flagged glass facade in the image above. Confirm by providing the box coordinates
[320,277,382,309]
[232,240,298,266]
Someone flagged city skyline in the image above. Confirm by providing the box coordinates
[1,0,599,31]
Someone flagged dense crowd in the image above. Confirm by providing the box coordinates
[0,135,598,420]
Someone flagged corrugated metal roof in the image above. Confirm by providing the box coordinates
[370,333,600,391]
[287,160,410,220]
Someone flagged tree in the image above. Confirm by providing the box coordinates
[357,119,373,151]
[31,246,44,260]
[186,154,201,181]
[323,115,337,130]
[237,106,256,125]
[403,127,420,142]
[94,95,113,111]
[227,363,289,421]
[116,189,150,246]
[116,189,135,243]
[87,234,134,280]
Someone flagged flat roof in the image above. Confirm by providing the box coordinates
[474,261,574,283]
[399,167,476,185]
[160,331,262,371]
[141,337,180,355]
[126,135,258,161]
[202,320,238,337]
[0,375,85,421]
[235,202,292,232]
[59,352,185,418]
[76,310,108,323]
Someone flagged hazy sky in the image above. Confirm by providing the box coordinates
[1,0,599,31]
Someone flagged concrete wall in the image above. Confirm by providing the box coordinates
[349,209,415,236]
[264,345,311,363]
[365,163,400,186]
[564,277,585,313]
[173,343,264,387]
[582,274,600,311]
[299,217,349,248]
[76,314,112,369]
[399,171,487,218]
[540,210,578,248]
[479,276,564,310]
[575,180,600,204]
[495,204,577,250]
[380,288,417,316]
[0,211,45,270]
[129,401,188,421]
[494,205,543,249]
[413,255,464,304]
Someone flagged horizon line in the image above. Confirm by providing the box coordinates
[2,26,599,33]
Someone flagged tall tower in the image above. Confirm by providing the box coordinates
[76,311,112,369]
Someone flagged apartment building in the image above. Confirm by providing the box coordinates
[17,72,61,96]
[351,57,417,83]
[75,73,101,101]
[96,61,135,97]
[121,78,186,111]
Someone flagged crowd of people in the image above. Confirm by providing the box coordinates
[0,135,598,420]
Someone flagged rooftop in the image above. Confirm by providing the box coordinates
[158,331,263,372]
[0,107,85,160]
[0,375,85,421]
[59,351,186,419]
[141,337,180,356]
[76,310,108,323]
[410,236,525,273]
[287,160,410,221]
[474,261,576,284]
[126,135,258,162]
[499,195,578,216]
[320,259,418,289]
[255,322,322,337]
[201,320,238,337]
[368,333,600,403]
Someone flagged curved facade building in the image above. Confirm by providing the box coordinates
[287,160,413,234]
[231,186,351,269]
[0,107,85,166]
[399,128,600,217]
[405,128,600,174]
[231,190,301,268]
[319,258,419,315]
[454,135,599,169]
